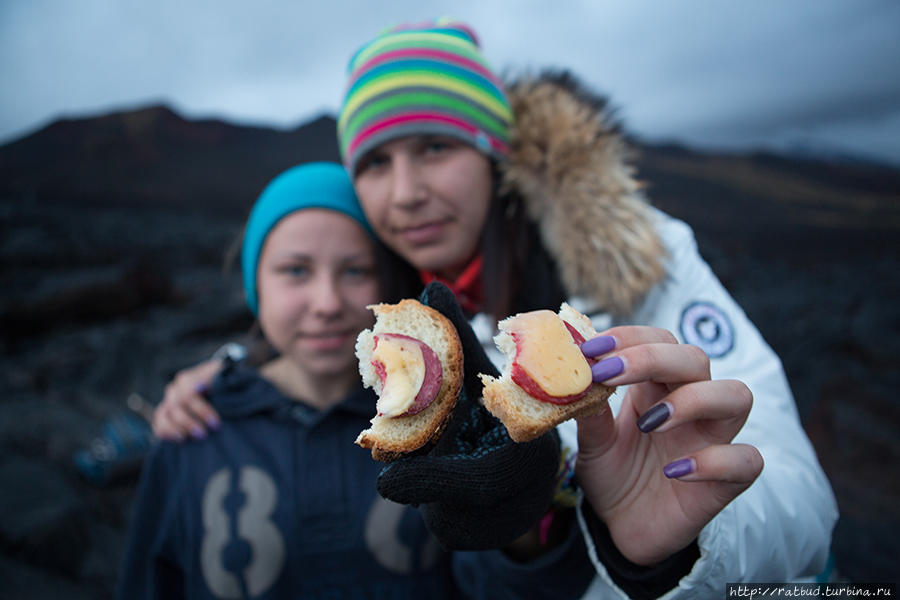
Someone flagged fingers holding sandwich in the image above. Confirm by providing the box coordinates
[579,326,751,445]
[574,325,763,566]
[583,326,711,387]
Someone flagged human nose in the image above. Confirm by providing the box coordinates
[389,154,425,210]
[310,274,343,317]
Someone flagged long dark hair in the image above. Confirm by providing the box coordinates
[373,239,423,303]
[481,164,568,319]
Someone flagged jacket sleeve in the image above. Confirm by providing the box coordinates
[576,211,839,598]
[451,513,596,600]
[115,443,185,600]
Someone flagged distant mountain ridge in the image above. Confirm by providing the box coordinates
[3,103,897,247]
[1,102,898,283]
[0,104,340,217]
[634,141,900,260]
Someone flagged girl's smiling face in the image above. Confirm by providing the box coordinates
[255,208,378,378]
[353,135,493,280]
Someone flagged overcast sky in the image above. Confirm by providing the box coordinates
[2,0,899,165]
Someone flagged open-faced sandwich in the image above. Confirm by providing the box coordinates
[479,303,615,442]
[354,299,463,461]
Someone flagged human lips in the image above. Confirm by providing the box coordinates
[301,330,353,351]
[395,219,450,245]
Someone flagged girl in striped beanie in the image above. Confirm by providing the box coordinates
[332,18,830,599]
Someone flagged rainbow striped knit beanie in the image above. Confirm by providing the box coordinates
[337,18,512,174]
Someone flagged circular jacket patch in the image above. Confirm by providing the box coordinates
[680,301,734,358]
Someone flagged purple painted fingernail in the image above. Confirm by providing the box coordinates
[591,356,624,382]
[190,425,207,440]
[663,458,696,479]
[637,402,672,433]
[206,415,220,430]
[581,335,616,357]
[195,382,210,396]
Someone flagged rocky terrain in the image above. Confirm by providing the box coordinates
[0,105,897,597]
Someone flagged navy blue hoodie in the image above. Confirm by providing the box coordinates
[116,364,594,599]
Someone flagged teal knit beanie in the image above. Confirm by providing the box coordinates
[241,162,372,315]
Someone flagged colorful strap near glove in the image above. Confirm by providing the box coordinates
[376,282,561,550]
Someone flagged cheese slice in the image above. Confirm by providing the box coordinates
[506,310,592,397]
[371,335,426,417]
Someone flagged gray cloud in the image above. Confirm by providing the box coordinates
[1,0,898,164]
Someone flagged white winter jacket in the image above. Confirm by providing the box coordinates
[471,209,837,598]
[473,73,839,598]
[580,210,836,598]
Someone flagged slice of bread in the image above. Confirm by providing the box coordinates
[355,299,463,461]
[479,303,614,442]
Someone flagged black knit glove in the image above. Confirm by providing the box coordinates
[376,282,561,550]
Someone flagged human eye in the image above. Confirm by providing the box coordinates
[278,263,311,280]
[422,137,452,155]
[356,150,389,176]
[342,262,375,281]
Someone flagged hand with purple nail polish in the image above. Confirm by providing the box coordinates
[573,325,763,567]
[580,335,616,358]
[152,359,223,442]
[580,336,624,383]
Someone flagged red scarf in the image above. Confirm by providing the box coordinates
[418,255,484,314]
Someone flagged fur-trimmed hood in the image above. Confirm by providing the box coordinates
[501,72,666,316]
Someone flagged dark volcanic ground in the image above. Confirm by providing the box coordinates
[1,107,898,597]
